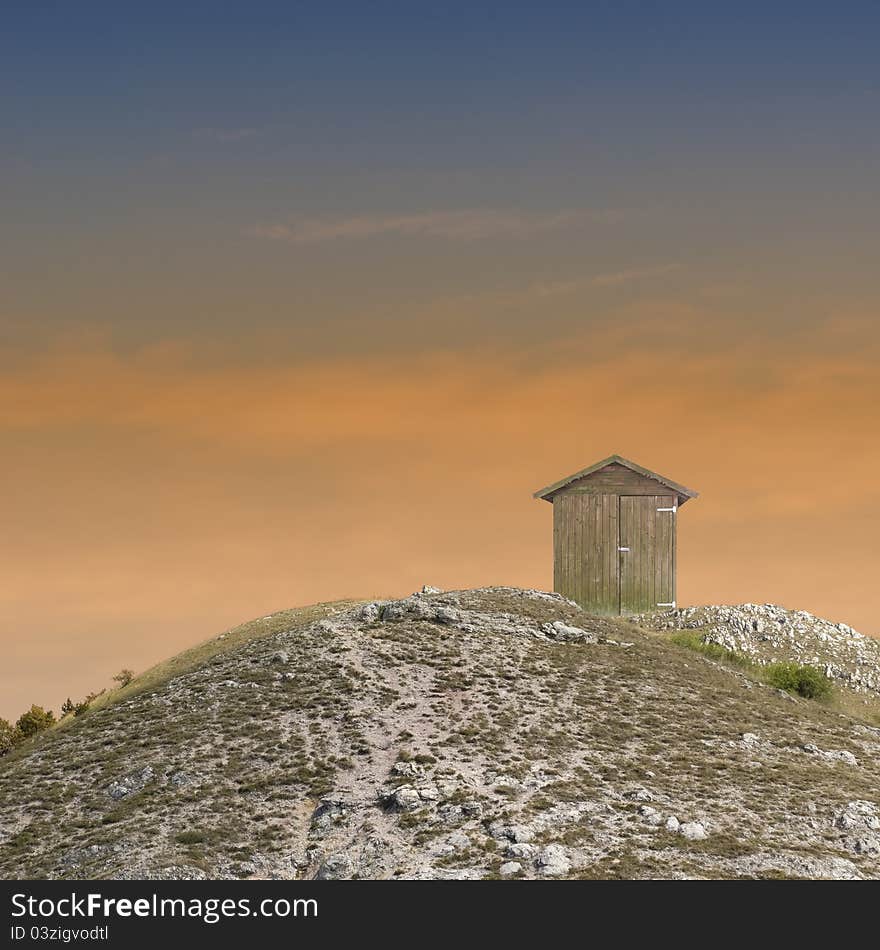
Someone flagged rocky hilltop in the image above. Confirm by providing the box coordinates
[1,587,879,880]
[636,604,880,699]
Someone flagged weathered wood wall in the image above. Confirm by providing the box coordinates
[552,489,676,614]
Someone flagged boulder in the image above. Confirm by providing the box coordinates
[679,821,708,841]
[536,844,571,876]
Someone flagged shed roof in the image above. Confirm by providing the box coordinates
[533,454,699,505]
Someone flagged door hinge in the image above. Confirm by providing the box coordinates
[618,546,630,552]
[656,601,676,608]
[656,505,677,512]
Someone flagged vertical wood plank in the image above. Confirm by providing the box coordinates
[647,500,653,608]
[566,496,578,597]
[657,497,666,605]
[577,494,584,607]
[611,494,619,613]
[599,494,605,607]
[623,496,630,611]
[553,499,560,594]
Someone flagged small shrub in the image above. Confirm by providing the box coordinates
[15,705,55,739]
[764,662,832,700]
[113,669,135,688]
[0,718,18,756]
[61,698,75,717]
[74,690,106,716]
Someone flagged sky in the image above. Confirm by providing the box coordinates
[2,3,879,719]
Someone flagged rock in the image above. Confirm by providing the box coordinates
[488,822,532,842]
[679,821,708,841]
[834,801,880,832]
[741,733,762,746]
[420,585,442,594]
[387,787,422,811]
[803,744,859,767]
[434,606,460,624]
[168,771,191,788]
[508,824,534,843]
[638,805,664,826]
[543,620,597,643]
[268,651,289,664]
[499,861,522,877]
[624,788,654,802]
[314,853,352,880]
[536,844,571,876]
[851,836,880,855]
[107,766,154,801]
[506,843,537,860]
[359,603,381,622]
[446,832,470,851]
[391,760,425,778]
[380,598,434,622]
[437,804,463,824]
[311,798,349,833]
[665,816,681,833]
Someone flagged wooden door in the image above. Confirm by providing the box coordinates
[552,492,620,613]
[618,495,676,614]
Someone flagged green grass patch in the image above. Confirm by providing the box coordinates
[668,632,753,669]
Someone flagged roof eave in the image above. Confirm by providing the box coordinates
[533,454,699,503]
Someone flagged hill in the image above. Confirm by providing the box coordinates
[1,587,879,880]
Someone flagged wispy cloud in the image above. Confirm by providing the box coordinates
[193,127,260,143]
[588,263,682,287]
[247,208,621,244]
[511,263,681,297]
[416,263,683,314]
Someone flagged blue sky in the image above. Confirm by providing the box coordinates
[3,3,878,353]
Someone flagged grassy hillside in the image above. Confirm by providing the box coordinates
[1,588,878,880]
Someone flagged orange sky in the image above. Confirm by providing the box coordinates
[3,307,879,720]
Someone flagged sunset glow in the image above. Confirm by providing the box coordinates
[2,4,879,718]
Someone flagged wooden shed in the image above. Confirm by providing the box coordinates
[534,455,698,615]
